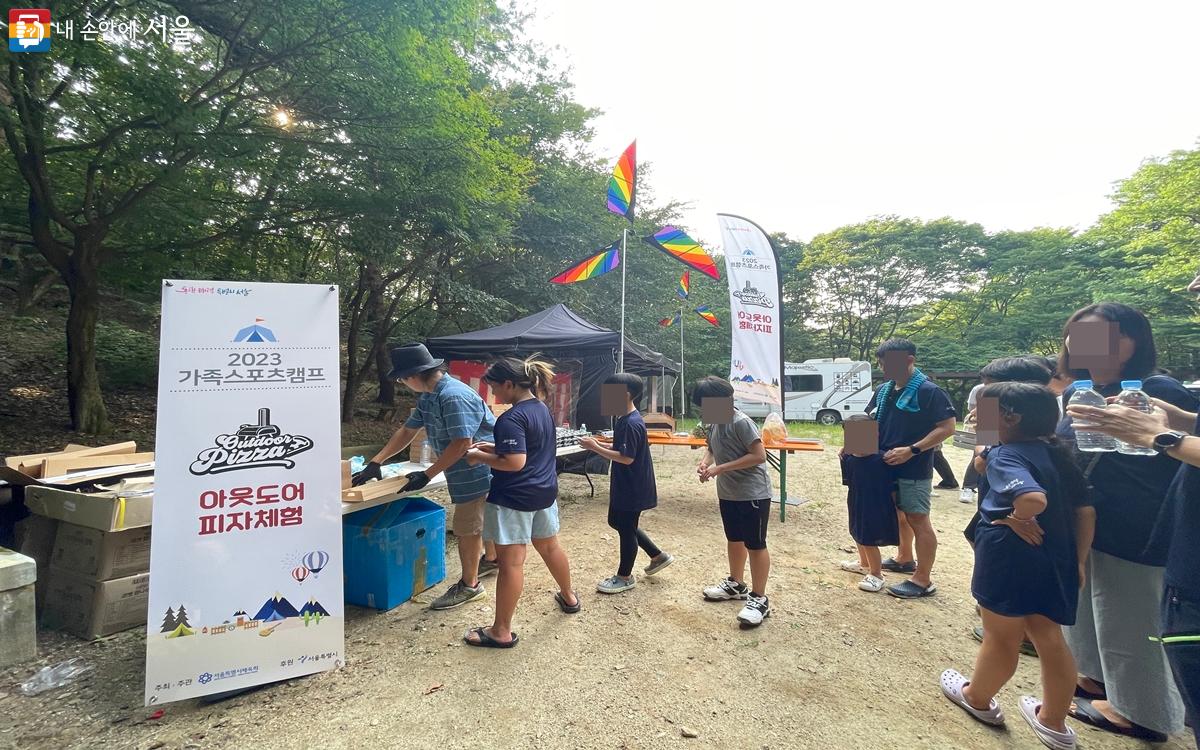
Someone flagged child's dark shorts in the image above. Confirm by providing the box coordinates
[719,498,771,550]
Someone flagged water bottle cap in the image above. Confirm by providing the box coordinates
[1121,380,1142,389]
[1074,379,1093,389]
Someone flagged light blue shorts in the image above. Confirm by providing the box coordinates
[483,501,561,545]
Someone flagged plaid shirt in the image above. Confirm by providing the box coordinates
[405,375,494,503]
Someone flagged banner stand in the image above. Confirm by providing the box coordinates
[717,214,790,521]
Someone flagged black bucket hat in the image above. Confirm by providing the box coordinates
[387,343,445,380]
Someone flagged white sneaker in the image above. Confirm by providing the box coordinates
[858,575,885,592]
[838,560,868,574]
[737,595,770,627]
[702,577,749,601]
[959,488,976,504]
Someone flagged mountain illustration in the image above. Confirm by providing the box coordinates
[253,592,300,622]
[299,598,330,617]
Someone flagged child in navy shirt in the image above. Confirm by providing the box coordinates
[838,414,900,593]
[579,373,674,594]
[463,356,579,648]
[941,383,1095,750]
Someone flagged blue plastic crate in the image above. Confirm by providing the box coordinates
[343,497,446,611]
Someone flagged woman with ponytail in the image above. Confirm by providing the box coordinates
[940,382,1096,750]
[462,355,578,648]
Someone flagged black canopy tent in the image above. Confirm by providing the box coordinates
[425,304,680,429]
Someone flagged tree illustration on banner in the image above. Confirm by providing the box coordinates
[160,607,177,634]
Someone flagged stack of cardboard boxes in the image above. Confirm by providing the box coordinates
[8,443,154,639]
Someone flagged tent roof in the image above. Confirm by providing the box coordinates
[426,304,680,375]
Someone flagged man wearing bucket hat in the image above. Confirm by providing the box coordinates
[353,342,500,610]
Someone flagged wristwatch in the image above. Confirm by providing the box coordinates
[1152,431,1188,454]
[908,444,923,455]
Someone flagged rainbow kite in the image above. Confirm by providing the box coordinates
[659,313,681,327]
[643,226,720,279]
[549,242,621,284]
[607,141,636,221]
[676,271,690,300]
[695,305,720,327]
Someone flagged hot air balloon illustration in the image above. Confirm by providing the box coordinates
[291,566,310,584]
[303,550,329,576]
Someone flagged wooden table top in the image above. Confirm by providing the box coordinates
[599,433,824,452]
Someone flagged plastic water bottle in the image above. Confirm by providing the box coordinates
[1114,380,1157,456]
[1069,380,1117,452]
[580,423,588,433]
[418,439,434,465]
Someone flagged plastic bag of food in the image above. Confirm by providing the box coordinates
[762,412,788,442]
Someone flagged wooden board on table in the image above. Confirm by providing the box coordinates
[42,452,154,477]
[341,476,412,503]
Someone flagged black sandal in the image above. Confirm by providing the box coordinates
[555,591,581,614]
[463,627,518,649]
[1068,698,1167,742]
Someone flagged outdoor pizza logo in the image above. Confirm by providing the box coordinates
[189,408,313,476]
[732,281,775,309]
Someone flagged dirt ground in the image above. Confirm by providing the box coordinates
[2,444,1196,750]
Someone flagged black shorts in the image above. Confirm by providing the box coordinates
[719,498,771,550]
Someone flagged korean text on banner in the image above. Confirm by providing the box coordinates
[145,281,342,705]
[718,215,783,407]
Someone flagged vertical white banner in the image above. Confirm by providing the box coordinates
[146,280,343,705]
[718,214,783,407]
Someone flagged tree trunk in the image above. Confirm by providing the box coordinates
[341,266,368,423]
[64,249,109,433]
[376,342,394,405]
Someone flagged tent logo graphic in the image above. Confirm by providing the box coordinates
[233,318,277,343]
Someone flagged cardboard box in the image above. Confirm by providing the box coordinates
[14,514,58,613]
[51,522,151,580]
[41,569,150,639]
[24,485,152,531]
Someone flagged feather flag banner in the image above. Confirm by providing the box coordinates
[676,271,690,300]
[643,226,720,279]
[549,242,621,284]
[659,313,681,327]
[695,305,720,327]
[606,141,637,221]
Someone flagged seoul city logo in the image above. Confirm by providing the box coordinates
[189,408,313,476]
[8,9,51,52]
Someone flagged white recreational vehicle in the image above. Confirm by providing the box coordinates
[734,358,873,424]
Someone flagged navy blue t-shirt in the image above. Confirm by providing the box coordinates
[609,411,657,512]
[1056,375,1198,565]
[487,398,558,512]
[1151,410,1200,598]
[981,441,1089,558]
[868,379,957,480]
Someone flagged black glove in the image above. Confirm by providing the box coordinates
[399,470,430,494]
[351,461,382,487]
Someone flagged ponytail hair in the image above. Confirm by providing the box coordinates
[484,354,556,400]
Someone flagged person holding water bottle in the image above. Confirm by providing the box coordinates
[1054,303,1198,741]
